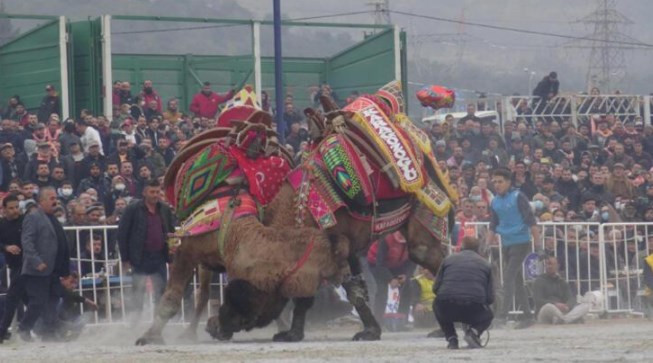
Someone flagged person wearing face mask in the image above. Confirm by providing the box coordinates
[138,80,161,113]
[57,181,75,205]
[189,81,235,119]
[105,176,129,216]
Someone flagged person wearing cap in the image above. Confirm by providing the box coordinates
[0,142,26,191]
[579,193,600,221]
[22,141,57,185]
[79,141,107,182]
[120,117,140,146]
[488,167,539,329]
[433,236,494,349]
[75,118,103,155]
[189,81,234,119]
[37,85,60,124]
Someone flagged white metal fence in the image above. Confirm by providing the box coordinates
[456,221,653,317]
[1,224,227,326]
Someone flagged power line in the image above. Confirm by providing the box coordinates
[391,10,653,48]
[113,10,373,35]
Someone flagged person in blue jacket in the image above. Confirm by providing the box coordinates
[487,167,540,329]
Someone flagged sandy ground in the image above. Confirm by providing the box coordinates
[0,318,651,363]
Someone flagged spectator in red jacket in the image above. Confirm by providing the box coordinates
[189,82,234,119]
[139,80,162,113]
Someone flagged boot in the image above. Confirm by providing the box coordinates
[463,326,483,349]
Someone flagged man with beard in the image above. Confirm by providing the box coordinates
[37,85,60,124]
[139,80,162,113]
[76,162,110,198]
[605,143,634,170]
[586,172,615,205]
[162,99,182,125]
[189,81,234,119]
[0,195,26,343]
[0,119,23,152]
[119,82,135,106]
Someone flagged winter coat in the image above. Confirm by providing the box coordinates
[433,250,494,305]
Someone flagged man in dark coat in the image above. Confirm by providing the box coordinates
[37,85,61,123]
[0,194,26,343]
[17,187,70,341]
[532,72,559,101]
[117,179,176,315]
[434,237,494,349]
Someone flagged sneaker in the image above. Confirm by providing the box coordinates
[514,319,535,330]
[463,327,483,349]
[446,336,459,350]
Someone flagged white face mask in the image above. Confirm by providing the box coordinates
[57,216,66,224]
[61,188,73,197]
[99,216,106,222]
[114,183,126,191]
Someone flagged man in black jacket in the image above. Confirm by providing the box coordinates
[37,85,60,123]
[0,194,25,343]
[117,179,175,316]
[433,237,494,349]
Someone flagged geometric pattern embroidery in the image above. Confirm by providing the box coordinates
[318,134,371,205]
[176,143,236,220]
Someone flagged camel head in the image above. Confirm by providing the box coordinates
[401,201,451,275]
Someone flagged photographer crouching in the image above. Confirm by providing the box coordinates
[433,236,494,349]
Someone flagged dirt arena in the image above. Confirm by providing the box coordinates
[0,318,651,362]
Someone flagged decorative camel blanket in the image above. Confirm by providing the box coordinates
[175,191,259,238]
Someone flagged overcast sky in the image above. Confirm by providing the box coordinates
[3,0,653,96]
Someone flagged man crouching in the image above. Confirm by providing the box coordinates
[433,236,494,349]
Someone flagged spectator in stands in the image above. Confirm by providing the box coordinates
[118,179,175,317]
[76,161,109,198]
[79,233,105,276]
[532,71,559,102]
[533,256,592,324]
[156,137,175,166]
[138,139,165,178]
[33,162,52,188]
[75,118,103,155]
[162,99,182,125]
[144,100,162,122]
[11,104,28,127]
[283,102,303,131]
[37,84,60,123]
[0,143,25,191]
[409,266,437,330]
[1,95,20,120]
[139,80,162,113]
[488,167,538,329]
[119,81,135,106]
[189,81,234,119]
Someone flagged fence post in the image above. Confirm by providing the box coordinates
[598,223,609,314]
[570,95,578,127]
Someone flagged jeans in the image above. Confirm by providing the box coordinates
[498,243,533,319]
[434,299,494,339]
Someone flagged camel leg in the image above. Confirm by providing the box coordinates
[272,297,314,342]
[135,248,196,346]
[179,265,212,341]
[342,256,381,341]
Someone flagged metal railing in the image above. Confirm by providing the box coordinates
[455,221,653,317]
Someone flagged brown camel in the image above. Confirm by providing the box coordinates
[135,212,349,345]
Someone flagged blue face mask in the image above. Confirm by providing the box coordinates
[601,211,610,221]
[532,200,544,210]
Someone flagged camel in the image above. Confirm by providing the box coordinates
[136,82,454,345]
[135,178,450,345]
[135,212,349,345]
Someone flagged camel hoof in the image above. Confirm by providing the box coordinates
[352,329,381,341]
[273,330,304,342]
[135,335,165,346]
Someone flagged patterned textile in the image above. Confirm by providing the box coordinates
[175,143,236,220]
[415,205,450,242]
[217,84,272,128]
[371,203,412,234]
[415,179,453,218]
[395,113,458,204]
[175,192,258,238]
[376,80,406,114]
[318,134,373,206]
[288,167,345,229]
[343,96,424,193]
[229,146,290,205]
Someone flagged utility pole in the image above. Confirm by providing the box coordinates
[367,0,391,32]
[566,0,644,92]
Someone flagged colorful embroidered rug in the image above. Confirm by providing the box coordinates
[175,192,258,238]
